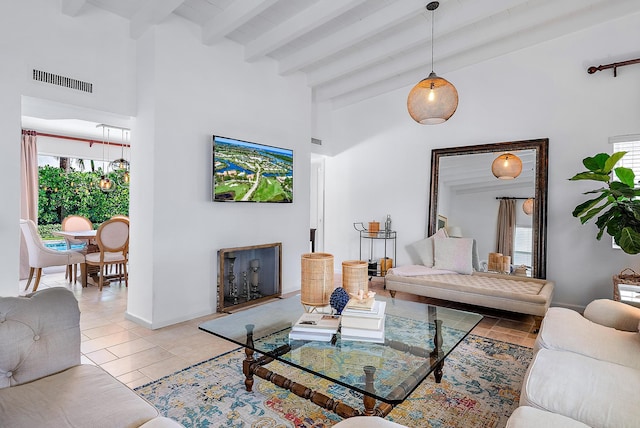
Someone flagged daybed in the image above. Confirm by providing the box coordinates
[385,268,554,322]
[506,299,640,427]
[0,287,183,428]
[384,231,554,327]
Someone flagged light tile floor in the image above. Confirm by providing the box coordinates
[19,267,537,390]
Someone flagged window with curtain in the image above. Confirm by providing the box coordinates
[513,225,532,267]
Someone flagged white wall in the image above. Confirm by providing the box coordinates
[0,1,312,329]
[322,11,640,310]
[0,0,135,296]
[129,16,311,328]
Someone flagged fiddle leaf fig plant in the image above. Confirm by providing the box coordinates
[570,151,640,254]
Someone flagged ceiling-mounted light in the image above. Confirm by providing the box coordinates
[109,129,130,173]
[523,198,534,215]
[407,1,458,125]
[492,153,522,180]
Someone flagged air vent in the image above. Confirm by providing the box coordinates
[311,138,322,146]
[32,69,93,93]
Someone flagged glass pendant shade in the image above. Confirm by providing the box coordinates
[523,198,534,215]
[99,175,114,192]
[491,153,522,180]
[407,72,459,124]
[109,158,130,172]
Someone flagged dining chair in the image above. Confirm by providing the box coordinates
[20,219,86,292]
[61,215,93,283]
[85,218,129,291]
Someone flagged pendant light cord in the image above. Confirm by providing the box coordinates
[430,7,434,73]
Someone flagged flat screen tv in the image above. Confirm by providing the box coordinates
[212,135,293,203]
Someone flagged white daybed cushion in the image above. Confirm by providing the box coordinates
[433,237,474,274]
[535,307,640,369]
[521,348,640,428]
[406,228,447,267]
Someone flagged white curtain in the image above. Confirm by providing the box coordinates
[496,198,516,259]
[20,131,38,279]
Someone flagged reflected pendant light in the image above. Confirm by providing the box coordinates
[491,153,522,180]
[523,198,534,215]
[407,2,458,125]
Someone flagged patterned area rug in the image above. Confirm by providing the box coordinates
[136,334,531,427]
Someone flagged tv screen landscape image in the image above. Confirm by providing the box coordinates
[213,135,293,203]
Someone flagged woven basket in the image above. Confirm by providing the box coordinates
[301,253,334,308]
[613,268,640,301]
[342,260,368,296]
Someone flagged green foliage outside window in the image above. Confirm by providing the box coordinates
[38,165,129,233]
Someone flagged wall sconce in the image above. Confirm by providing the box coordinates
[491,153,522,179]
[523,198,534,215]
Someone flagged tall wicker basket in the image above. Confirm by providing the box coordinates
[342,260,368,296]
[301,253,334,311]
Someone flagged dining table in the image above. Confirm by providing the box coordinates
[52,230,98,288]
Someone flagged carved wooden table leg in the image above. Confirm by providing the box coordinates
[430,319,444,383]
[243,324,255,392]
[363,366,377,416]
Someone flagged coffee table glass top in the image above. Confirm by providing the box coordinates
[199,295,482,404]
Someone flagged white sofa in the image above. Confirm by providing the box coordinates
[0,287,183,428]
[507,299,640,427]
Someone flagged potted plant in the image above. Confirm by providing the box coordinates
[570,151,640,254]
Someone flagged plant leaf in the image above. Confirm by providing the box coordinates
[583,153,609,172]
[572,194,608,218]
[569,172,610,182]
[618,227,640,254]
[604,151,627,174]
[614,166,635,187]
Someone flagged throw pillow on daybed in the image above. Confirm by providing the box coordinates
[433,237,474,275]
[406,228,448,267]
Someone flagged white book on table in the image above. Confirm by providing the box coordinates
[340,322,385,343]
[291,313,340,334]
[288,330,334,342]
[342,300,385,317]
[341,313,385,330]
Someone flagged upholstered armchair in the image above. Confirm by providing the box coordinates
[19,219,86,291]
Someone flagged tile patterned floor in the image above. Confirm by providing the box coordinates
[19,267,537,390]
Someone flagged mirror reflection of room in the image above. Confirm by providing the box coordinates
[435,148,538,277]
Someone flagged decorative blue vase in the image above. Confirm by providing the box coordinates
[330,287,350,315]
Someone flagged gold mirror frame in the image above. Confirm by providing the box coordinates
[428,138,548,278]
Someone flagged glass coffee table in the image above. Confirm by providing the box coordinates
[199,295,482,419]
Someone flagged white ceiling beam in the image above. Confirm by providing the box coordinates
[244,0,367,62]
[319,0,628,106]
[307,0,532,87]
[130,0,185,39]
[278,0,428,75]
[202,0,278,46]
[60,0,86,17]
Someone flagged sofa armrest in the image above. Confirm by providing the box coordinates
[583,299,640,331]
[0,288,80,388]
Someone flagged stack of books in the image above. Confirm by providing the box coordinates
[289,313,340,342]
[340,298,386,343]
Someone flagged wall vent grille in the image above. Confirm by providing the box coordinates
[311,138,322,145]
[32,69,93,93]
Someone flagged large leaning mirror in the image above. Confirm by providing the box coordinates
[429,139,548,278]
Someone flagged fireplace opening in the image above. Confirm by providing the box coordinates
[217,242,282,312]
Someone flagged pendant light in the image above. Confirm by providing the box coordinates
[98,126,114,193]
[109,128,130,173]
[523,198,534,215]
[407,2,458,125]
[491,153,522,180]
